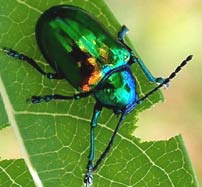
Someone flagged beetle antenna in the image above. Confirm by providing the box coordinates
[136,55,193,104]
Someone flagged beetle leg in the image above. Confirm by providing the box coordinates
[84,102,102,186]
[118,25,129,41]
[117,25,133,51]
[131,55,165,84]
[93,112,126,172]
[2,47,63,80]
[117,27,165,84]
[136,55,193,104]
[27,92,92,104]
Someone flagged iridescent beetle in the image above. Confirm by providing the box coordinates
[2,5,192,186]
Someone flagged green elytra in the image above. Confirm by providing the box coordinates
[36,6,137,109]
[36,6,130,92]
[1,5,192,186]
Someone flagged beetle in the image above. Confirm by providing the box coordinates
[1,5,192,186]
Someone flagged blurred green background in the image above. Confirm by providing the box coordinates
[0,0,201,185]
[105,0,202,185]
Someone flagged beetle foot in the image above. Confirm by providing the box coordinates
[2,47,24,60]
[84,171,93,186]
[155,77,169,88]
[2,47,16,57]
[118,25,129,41]
[27,95,54,104]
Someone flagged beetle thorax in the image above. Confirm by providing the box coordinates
[94,69,137,113]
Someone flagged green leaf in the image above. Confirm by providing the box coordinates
[0,159,35,187]
[0,95,9,130]
[0,0,198,187]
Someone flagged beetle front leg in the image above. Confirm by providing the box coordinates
[131,55,165,84]
[117,26,165,85]
[118,25,129,42]
[2,47,63,80]
[84,102,102,186]
[117,25,133,52]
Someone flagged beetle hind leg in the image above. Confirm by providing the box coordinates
[2,47,63,80]
[27,92,92,104]
[84,102,102,186]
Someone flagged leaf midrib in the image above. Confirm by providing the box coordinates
[0,75,43,187]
